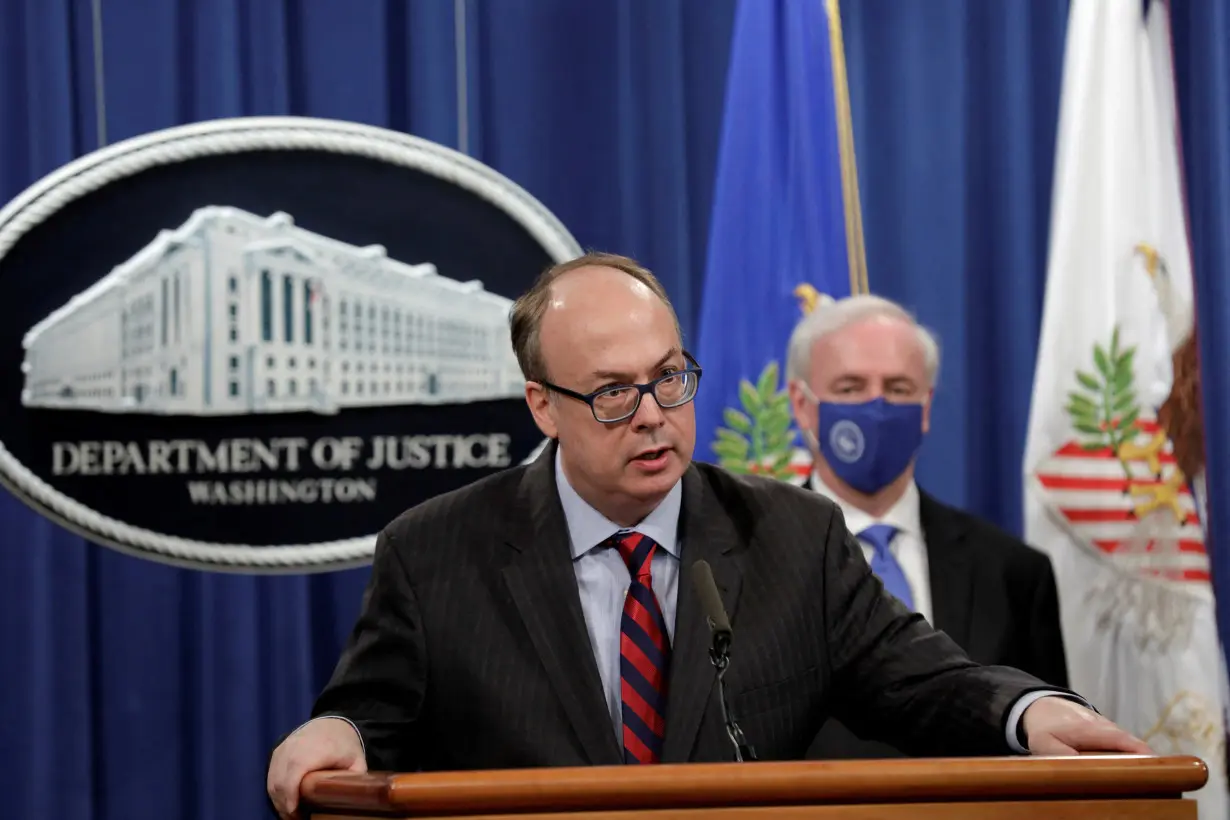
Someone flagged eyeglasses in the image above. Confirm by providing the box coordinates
[539,353,703,423]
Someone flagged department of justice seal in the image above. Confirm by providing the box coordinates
[828,420,865,463]
[0,116,581,573]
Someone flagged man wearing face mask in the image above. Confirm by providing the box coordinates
[785,294,1070,760]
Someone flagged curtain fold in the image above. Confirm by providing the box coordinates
[1171,0,1230,677]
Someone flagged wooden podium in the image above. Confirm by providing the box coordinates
[302,754,1208,819]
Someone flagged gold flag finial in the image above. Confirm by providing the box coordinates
[794,283,821,315]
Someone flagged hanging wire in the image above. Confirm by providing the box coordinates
[454,0,469,156]
[90,0,109,147]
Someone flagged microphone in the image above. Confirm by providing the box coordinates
[691,560,757,762]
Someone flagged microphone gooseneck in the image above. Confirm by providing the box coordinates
[691,560,758,762]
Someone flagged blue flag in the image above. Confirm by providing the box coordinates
[693,0,862,477]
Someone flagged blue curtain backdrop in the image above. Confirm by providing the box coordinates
[837,0,1070,529]
[0,2,734,819]
[1171,0,1230,671]
[3,1,1230,819]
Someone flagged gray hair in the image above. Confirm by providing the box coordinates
[785,293,941,387]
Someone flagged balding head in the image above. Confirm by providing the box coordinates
[510,252,681,383]
[537,265,674,380]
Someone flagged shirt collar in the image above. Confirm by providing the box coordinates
[555,446,682,559]
[810,471,922,541]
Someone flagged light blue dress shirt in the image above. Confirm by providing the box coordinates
[554,449,683,737]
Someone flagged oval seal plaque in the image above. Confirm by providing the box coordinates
[0,117,580,572]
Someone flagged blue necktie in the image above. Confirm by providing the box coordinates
[859,524,915,610]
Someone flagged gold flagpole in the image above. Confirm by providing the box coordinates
[825,0,868,295]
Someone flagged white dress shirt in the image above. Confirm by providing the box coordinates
[810,472,934,625]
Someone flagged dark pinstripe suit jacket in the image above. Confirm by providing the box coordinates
[310,443,1059,771]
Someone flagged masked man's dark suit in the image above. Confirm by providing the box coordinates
[802,476,1069,761]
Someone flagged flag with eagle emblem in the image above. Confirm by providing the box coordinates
[1023,1,1226,815]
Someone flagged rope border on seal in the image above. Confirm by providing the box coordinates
[0,116,580,573]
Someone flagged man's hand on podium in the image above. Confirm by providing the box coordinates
[267,717,367,820]
[1023,697,1154,756]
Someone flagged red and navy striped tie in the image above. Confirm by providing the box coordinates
[610,530,670,764]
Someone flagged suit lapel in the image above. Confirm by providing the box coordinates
[661,466,744,762]
[919,491,976,650]
[808,477,978,650]
[500,444,622,765]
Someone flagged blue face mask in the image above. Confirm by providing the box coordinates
[815,398,924,494]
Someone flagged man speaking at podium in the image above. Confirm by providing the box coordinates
[267,253,1149,819]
